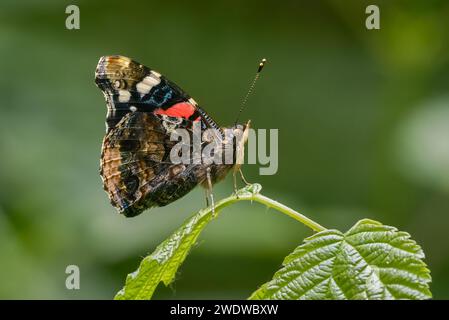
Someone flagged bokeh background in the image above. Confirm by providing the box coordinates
[1,0,449,299]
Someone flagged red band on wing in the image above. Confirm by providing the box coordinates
[154,102,195,119]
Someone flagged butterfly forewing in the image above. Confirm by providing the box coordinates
[95,55,209,132]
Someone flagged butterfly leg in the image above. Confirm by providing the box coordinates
[233,171,239,198]
[204,188,210,207]
[206,167,216,216]
[239,168,251,186]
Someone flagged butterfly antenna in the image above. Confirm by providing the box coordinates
[234,58,267,126]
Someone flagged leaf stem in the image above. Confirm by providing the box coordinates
[205,184,327,233]
[252,194,326,232]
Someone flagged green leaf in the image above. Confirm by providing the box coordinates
[114,208,212,300]
[114,184,262,300]
[249,219,432,300]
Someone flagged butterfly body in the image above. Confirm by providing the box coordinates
[95,56,247,217]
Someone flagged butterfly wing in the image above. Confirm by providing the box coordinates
[100,111,210,217]
[95,55,221,133]
[95,56,227,216]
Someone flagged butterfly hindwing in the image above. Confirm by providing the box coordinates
[100,111,207,217]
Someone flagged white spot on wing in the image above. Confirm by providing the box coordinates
[118,90,131,102]
[151,71,161,78]
[188,98,198,106]
[130,106,137,112]
[136,75,161,97]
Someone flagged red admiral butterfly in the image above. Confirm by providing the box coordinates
[95,56,265,217]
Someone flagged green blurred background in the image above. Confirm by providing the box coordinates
[1,0,449,299]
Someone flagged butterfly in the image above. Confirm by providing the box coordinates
[95,56,265,217]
